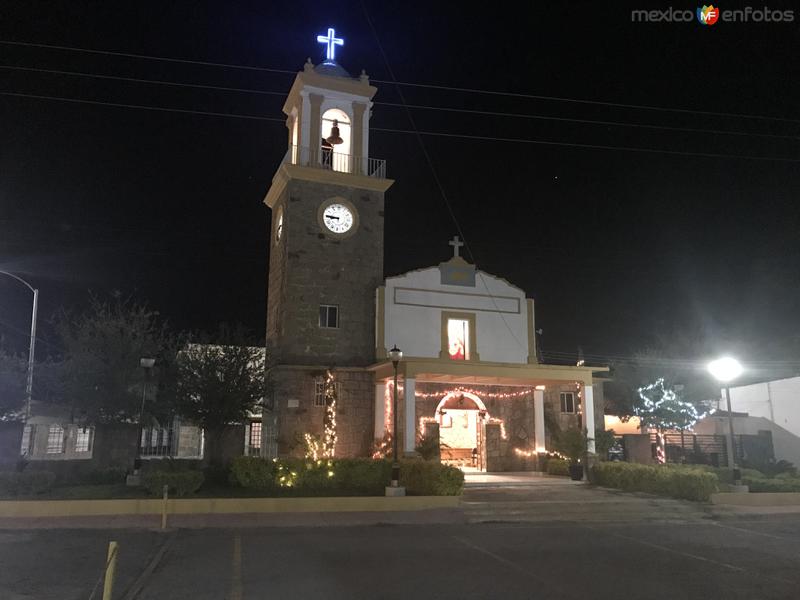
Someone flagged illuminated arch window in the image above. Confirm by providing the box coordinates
[321,108,352,173]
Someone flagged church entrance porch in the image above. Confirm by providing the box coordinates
[370,359,604,472]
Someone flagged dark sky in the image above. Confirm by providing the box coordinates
[1,1,799,366]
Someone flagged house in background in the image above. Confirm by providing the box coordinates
[722,376,800,439]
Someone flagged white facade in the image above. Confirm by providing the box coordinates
[380,263,533,364]
[725,376,800,439]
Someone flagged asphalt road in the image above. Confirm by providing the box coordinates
[2,519,800,599]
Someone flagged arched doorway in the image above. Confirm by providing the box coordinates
[435,391,488,471]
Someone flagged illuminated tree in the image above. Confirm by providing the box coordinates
[634,378,705,432]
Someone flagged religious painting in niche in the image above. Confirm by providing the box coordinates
[447,318,470,360]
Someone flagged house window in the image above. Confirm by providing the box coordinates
[319,304,339,328]
[20,424,35,455]
[560,392,576,414]
[314,378,342,407]
[249,422,262,450]
[75,427,92,453]
[46,425,65,454]
[447,318,470,360]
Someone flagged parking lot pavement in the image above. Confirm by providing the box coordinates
[3,519,800,599]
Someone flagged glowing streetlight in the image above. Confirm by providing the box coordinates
[707,356,744,486]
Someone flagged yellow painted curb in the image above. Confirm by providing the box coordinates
[711,492,800,506]
[0,495,461,518]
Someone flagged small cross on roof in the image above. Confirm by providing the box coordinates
[448,235,464,258]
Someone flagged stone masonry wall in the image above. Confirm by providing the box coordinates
[266,178,385,367]
[271,366,374,458]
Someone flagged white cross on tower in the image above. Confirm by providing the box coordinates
[317,28,344,61]
[448,235,464,258]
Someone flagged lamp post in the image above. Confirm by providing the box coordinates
[138,358,156,424]
[707,357,744,486]
[0,270,38,421]
[388,345,403,489]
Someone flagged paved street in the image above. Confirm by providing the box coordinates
[2,517,800,599]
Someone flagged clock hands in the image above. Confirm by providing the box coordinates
[325,214,340,221]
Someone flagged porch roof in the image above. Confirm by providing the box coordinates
[367,357,607,386]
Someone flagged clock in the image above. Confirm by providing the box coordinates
[318,198,358,237]
[274,208,283,244]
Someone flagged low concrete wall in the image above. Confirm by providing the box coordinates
[0,495,461,518]
[711,492,800,506]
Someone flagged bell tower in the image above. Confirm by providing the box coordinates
[262,30,393,457]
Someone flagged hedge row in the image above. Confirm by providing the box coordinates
[591,462,718,502]
[0,471,56,496]
[229,457,464,496]
[546,459,570,476]
[141,470,205,497]
[744,477,800,493]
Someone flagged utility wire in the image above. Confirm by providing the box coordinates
[2,64,796,141]
[2,39,798,125]
[3,91,799,164]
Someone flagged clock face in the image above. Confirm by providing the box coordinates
[274,210,283,244]
[322,203,354,234]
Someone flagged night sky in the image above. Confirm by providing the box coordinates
[1,2,799,368]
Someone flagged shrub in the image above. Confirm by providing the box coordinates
[229,456,277,489]
[591,462,718,502]
[744,477,800,493]
[141,470,204,497]
[415,435,441,461]
[400,459,464,496]
[0,471,56,496]
[546,459,570,476]
[333,458,392,495]
[553,428,586,464]
[84,468,128,485]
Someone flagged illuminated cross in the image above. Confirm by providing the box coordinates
[448,235,464,258]
[317,28,344,61]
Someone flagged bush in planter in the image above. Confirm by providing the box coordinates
[400,459,464,495]
[141,470,204,497]
[546,459,570,476]
[0,471,56,496]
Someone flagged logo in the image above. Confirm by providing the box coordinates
[697,5,720,25]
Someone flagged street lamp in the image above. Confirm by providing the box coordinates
[0,270,38,421]
[388,345,403,490]
[707,357,744,486]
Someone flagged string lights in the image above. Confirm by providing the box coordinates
[322,370,338,458]
[414,387,535,399]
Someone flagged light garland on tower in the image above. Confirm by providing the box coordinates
[322,370,338,458]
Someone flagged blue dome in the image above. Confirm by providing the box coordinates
[314,60,351,78]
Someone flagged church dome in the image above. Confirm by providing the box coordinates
[314,60,351,78]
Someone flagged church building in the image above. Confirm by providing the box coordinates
[262,30,604,470]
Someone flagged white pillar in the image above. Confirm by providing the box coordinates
[534,389,546,452]
[584,384,596,454]
[404,377,416,455]
[374,383,386,439]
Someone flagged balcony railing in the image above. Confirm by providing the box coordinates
[284,144,387,179]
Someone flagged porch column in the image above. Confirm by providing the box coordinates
[374,383,386,439]
[534,389,546,452]
[584,384,596,454]
[404,377,416,455]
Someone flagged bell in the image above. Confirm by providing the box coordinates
[326,119,343,145]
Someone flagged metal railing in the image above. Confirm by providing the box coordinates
[284,144,387,179]
[648,432,743,468]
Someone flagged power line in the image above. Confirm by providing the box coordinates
[3,91,799,163]
[2,38,798,125]
[2,64,796,141]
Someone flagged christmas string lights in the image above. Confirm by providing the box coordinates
[414,387,535,399]
[322,370,338,458]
